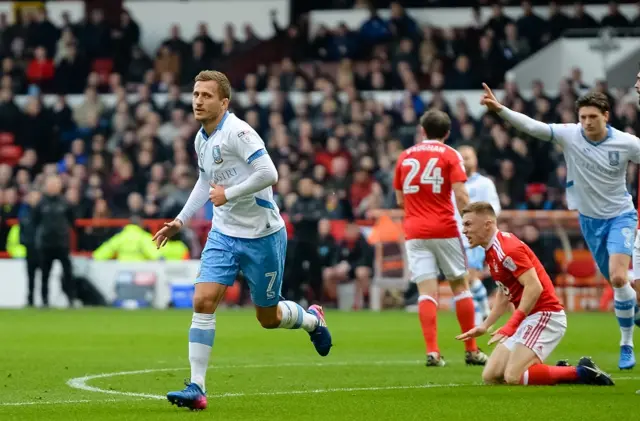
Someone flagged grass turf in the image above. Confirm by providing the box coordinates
[0,309,638,421]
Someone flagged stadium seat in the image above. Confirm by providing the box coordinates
[0,145,23,166]
[0,132,14,145]
[563,252,600,312]
[92,58,114,84]
[368,215,408,311]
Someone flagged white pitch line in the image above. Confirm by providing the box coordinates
[0,398,139,407]
[65,359,423,400]
[4,361,638,408]
[65,359,424,400]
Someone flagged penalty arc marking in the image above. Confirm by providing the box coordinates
[65,359,442,400]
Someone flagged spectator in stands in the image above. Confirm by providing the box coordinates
[26,46,55,91]
[84,9,112,60]
[601,1,630,28]
[154,46,180,85]
[522,223,559,282]
[32,175,76,308]
[18,189,41,306]
[111,9,140,74]
[572,2,599,29]
[287,178,325,302]
[322,221,373,309]
[516,1,546,52]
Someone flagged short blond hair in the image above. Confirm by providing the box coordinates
[194,70,232,100]
[461,201,496,218]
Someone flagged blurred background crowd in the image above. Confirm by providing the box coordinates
[0,0,639,306]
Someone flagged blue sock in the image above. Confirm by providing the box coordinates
[613,284,635,347]
[189,313,216,391]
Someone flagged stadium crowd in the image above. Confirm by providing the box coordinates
[0,2,638,303]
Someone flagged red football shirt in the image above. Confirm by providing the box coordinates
[393,140,467,240]
[485,231,563,314]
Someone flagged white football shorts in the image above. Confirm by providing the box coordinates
[502,310,567,362]
[405,237,467,282]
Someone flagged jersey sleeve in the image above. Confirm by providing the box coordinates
[448,150,467,184]
[232,126,267,163]
[194,136,204,172]
[628,135,640,164]
[503,241,535,279]
[548,123,579,148]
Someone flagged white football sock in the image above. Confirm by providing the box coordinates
[189,313,216,392]
[613,283,636,347]
[278,301,318,332]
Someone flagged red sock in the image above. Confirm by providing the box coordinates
[521,364,579,385]
[418,297,439,355]
[454,294,477,352]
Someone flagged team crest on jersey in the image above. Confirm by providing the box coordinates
[608,151,620,166]
[213,145,223,164]
[503,256,517,272]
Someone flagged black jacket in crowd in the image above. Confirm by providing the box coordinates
[289,196,325,242]
[18,206,38,249]
[335,234,374,268]
[32,195,75,250]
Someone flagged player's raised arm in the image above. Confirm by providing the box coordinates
[481,83,553,142]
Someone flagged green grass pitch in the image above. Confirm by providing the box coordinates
[0,309,638,421]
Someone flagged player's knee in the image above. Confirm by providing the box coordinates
[449,278,468,295]
[610,273,628,288]
[481,367,502,385]
[193,285,225,313]
[503,368,523,385]
[256,313,280,329]
[355,266,371,282]
[193,295,214,313]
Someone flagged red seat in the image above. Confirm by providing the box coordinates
[0,132,14,145]
[92,59,114,84]
[0,145,23,165]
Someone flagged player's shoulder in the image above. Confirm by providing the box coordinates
[610,126,640,143]
[550,122,580,138]
[495,231,525,253]
[193,128,206,148]
[225,113,262,142]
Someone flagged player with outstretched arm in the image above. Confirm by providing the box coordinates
[393,109,488,367]
[454,145,501,325]
[457,202,613,386]
[153,71,332,411]
[481,83,639,370]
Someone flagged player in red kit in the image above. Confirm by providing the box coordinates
[393,110,488,367]
[457,202,614,386]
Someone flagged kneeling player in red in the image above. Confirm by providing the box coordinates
[456,202,614,386]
